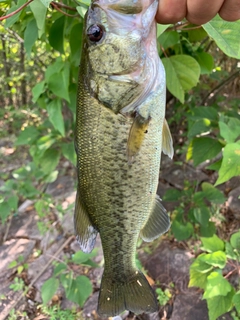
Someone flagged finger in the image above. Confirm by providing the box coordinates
[219,0,240,21]
[156,0,187,24]
[186,0,225,25]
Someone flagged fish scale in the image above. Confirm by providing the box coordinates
[74,0,173,316]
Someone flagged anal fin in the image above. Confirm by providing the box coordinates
[127,114,150,162]
[140,195,170,242]
[162,119,174,159]
[74,187,98,253]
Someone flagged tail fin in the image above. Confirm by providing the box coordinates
[97,270,158,317]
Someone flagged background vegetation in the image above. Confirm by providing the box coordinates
[0,0,240,319]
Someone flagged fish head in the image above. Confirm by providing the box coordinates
[82,0,164,113]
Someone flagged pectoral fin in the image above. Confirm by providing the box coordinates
[162,119,174,159]
[140,195,170,242]
[74,187,98,253]
[127,114,150,162]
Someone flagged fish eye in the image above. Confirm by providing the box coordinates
[87,24,104,42]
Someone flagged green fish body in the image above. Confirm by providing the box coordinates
[74,0,173,316]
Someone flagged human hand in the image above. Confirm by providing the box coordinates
[156,0,240,25]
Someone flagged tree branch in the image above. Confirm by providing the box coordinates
[51,1,77,12]
[50,2,79,17]
[0,0,33,21]
[0,0,78,21]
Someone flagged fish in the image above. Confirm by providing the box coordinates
[74,0,173,317]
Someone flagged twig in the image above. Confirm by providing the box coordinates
[201,69,240,105]
[0,0,78,21]
[179,25,202,31]
[166,21,190,32]
[6,28,24,43]
[50,2,79,17]
[3,213,13,243]
[2,235,74,320]
[51,1,77,12]
[159,44,168,58]
[45,253,73,272]
[0,0,33,21]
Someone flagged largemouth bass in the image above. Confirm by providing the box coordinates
[74,0,173,316]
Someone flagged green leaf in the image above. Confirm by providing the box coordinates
[39,149,60,174]
[44,170,59,183]
[203,272,233,299]
[158,31,179,49]
[66,275,92,307]
[32,81,45,103]
[45,58,65,82]
[187,27,208,42]
[29,0,47,37]
[39,0,51,7]
[199,251,226,268]
[49,16,65,53]
[0,201,11,224]
[225,242,238,260]
[76,6,88,19]
[48,69,70,102]
[188,118,211,139]
[189,266,212,290]
[41,278,59,304]
[207,289,235,320]
[230,231,240,251]
[36,134,57,152]
[24,19,38,57]
[163,188,182,201]
[203,15,240,59]
[61,142,76,165]
[7,195,18,211]
[189,106,218,121]
[53,263,67,276]
[200,222,216,238]
[201,235,224,252]
[70,23,83,65]
[206,159,222,171]
[219,118,240,143]
[215,142,240,186]
[72,249,98,264]
[195,52,214,74]
[46,99,65,136]
[193,207,210,226]
[157,24,171,37]
[191,137,223,166]
[190,254,214,273]
[15,126,40,146]
[233,291,240,315]
[4,0,25,28]
[162,55,200,103]
[77,0,91,5]
[201,182,226,204]
[171,220,193,241]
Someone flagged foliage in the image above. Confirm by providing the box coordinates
[189,233,240,320]
[39,305,82,320]
[1,0,240,319]
[156,282,174,306]
[9,277,25,292]
[164,181,225,240]
[40,249,98,306]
